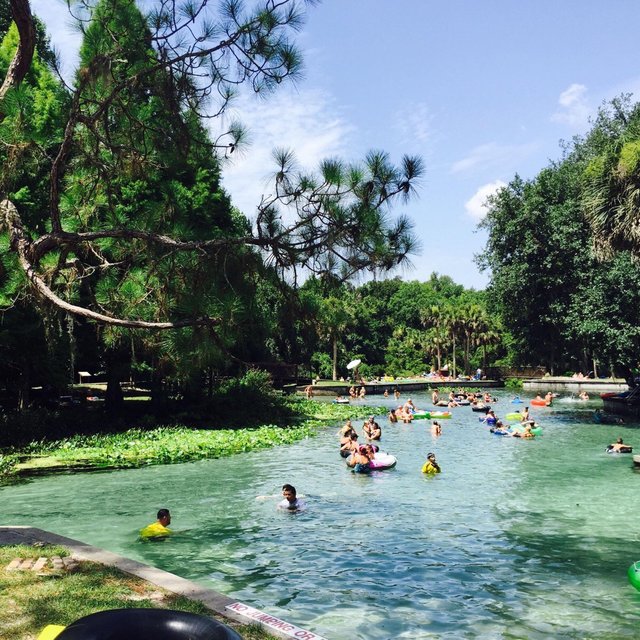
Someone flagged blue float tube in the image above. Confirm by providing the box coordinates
[46,609,242,640]
[511,396,523,404]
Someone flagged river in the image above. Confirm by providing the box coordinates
[2,390,640,639]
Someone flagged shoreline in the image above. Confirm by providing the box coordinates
[0,526,327,640]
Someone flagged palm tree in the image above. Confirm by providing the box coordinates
[423,327,449,372]
[420,305,447,371]
[442,305,465,379]
[318,297,353,380]
[460,304,484,376]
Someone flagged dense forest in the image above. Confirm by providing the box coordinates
[1,0,640,419]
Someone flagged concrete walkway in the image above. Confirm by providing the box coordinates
[1,526,327,640]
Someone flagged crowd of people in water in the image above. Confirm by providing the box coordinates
[140,386,633,532]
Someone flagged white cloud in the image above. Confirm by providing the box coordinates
[393,102,434,145]
[217,88,354,216]
[465,180,507,220]
[450,142,538,174]
[551,83,591,128]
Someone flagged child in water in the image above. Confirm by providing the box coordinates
[421,452,441,474]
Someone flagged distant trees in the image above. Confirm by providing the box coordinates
[478,96,640,378]
[299,275,501,381]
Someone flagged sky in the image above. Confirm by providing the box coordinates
[29,0,640,289]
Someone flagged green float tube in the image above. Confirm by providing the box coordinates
[628,561,640,591]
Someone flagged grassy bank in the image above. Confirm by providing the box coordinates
[0,544,275,640]
[0,400,378,479]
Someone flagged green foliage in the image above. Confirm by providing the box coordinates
[479,95,640,376]
[1,399,376,478]
[504,378,524,390]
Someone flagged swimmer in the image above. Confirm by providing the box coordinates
[340,431,359,457]
[607,437,633,453]
[347,445,372,473]
[363,416,381,440]
[431,421,442,435]
[140,508,172,540]
[278,484,306,511]
[421,452,441,474]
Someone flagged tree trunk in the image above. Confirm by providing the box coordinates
[463,333,470,375]
[451,335,457,379]
[151,369,167,415]
[105,362,124,415]
[17,365,29,411]
[332,335,338,381]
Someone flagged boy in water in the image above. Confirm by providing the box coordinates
[278,484,306,511]
[140,508,172,540]
[421,452,441,474]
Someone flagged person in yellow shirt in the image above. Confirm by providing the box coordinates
[140,508,172,540]
[421,452,441,474]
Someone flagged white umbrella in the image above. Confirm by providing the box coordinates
[346,359,362,370]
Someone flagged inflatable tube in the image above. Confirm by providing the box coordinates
[412,412,430,419]
[505,412,522,421]
[333,398,350,404]
[530,427,543,436]
[606,446,633,454]
[490,428,511,436]
[38,626,66,640]
[369,452,397,470]
[48,609,242,640]
[480,417,497,424]
[457,400,470,405]
[629,561,640,591]
[511,397,523,404]
[530,399,549,406]
[429,411,452,419]
[471,405,490,413]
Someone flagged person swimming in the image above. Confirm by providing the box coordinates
[348,445,372,473]
[607,437,632,453]
[421,452,441,474]
[277,484,307,511]
[140,508,172,540]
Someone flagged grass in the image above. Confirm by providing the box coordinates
[0,544,276,640]
[2,400,379,479]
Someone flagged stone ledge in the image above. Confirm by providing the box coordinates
[0,526,326,640]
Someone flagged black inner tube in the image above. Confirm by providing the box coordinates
[56,608,243,640]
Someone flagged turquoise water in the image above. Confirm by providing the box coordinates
[2,391,640,639]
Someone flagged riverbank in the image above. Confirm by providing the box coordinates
[301,378,504,396]
[0,528,300,640]
[0,400,376,480]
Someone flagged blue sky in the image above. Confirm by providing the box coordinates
[30,0,640,289]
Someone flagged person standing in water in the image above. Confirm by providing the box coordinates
[140,508,172,540]
[422,452,441,474]
[278,484,306,511]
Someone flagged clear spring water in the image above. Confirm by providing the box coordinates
[2,390,640,639]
